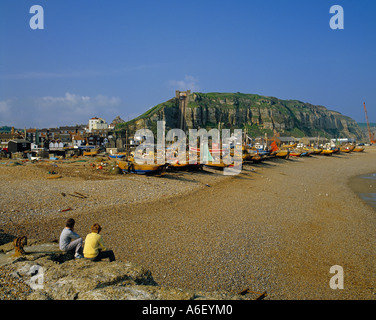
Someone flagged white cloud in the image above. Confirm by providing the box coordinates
[0,93,123,128]
[34,92,122,127]
[0,100,12,125]
[40,92,120,107]
[168,75,200,92]
[0,99,11,114]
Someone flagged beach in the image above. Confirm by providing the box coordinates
[1,149,376,300]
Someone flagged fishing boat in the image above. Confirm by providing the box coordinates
[275,149,289,159]
[353,146,365,152]
[269,140,289,159]
[308,146,322,154]
[109,152,127,159]
[117,160,166,175]
[320,149,334,155]
[281,143,297,149]
[288,149,302,157]
[167,158,202,171]
[83,149,99,157]
[203,161,231,169]
[340,145,351,153]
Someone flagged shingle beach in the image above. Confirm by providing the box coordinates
[1,149,375,300]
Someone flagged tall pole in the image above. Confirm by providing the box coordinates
[364,102,375,143]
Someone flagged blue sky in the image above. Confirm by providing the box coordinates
[0,0,375,128]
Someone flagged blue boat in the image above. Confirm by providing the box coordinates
[109,154,126,159]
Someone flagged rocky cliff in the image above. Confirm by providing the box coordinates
[118,92,365,140]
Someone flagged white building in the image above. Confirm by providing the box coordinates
[72,135,86,147]
[88,117,108,132]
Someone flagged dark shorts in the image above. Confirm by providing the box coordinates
[87,250,115,262]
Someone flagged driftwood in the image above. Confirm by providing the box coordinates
[67,192,88,199]
[238,288,267,300]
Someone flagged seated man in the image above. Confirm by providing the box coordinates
[59,218,84,259]
[83,223,115,262]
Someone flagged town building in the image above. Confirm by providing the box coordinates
[88,117,108,132]
[7,139,31,153]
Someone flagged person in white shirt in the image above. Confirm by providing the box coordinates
[59,218,83,259]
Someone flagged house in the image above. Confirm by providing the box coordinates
[7,139,31,153]
[108,116,125,130]
[72,134,86,147]
[88,117,108,132]
[59,125,86,136]
[87,134,104,146]
[49,140,64,150]
[58,133,72,145]
[0,132,24,149]
[25,129,40,145]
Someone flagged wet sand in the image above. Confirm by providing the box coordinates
[1,149,376,300]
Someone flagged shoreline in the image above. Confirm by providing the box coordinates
[1,149,376,299]
[348,172,376,211]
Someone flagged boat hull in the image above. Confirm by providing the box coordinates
[117,160,166,175]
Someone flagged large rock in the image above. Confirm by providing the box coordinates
[0,241,253,300]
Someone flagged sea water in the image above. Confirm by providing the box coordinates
[357,173,376,210]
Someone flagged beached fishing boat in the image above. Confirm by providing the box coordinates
[320,149,334,155]
[109,152,127,159]
[353,146,365,152]
[109,154,126,159]
[340,145,351,153]
[281,143,297,149]
[288,149,302,157]
[117,160,166,175]
[167,158,202,171]
[306,146,322,155]
[203,161,230,169]
[83,149,99,157]
[169,162,202,170]
[274,149,289,159]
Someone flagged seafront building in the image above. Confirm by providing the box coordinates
[0,116,126,159]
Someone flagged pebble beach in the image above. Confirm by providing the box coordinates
[1,149,376,300]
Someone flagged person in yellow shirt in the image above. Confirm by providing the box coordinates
[83,223,115,262]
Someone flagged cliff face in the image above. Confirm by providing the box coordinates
[119,92,365,140]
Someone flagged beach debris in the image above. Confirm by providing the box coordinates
[74,191,88,198]
[47,175,62,179]
[238,288,267,300]
[12,236,27,257]
[61,208,72,212]
[205,184,211,187]
[67,192,88,199]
